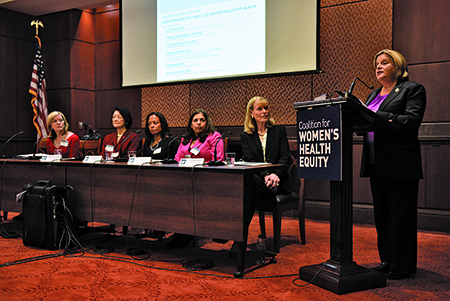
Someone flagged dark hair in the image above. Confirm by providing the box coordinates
[145,112,171,141]
[112,106,133,129]
[182,109,216,145]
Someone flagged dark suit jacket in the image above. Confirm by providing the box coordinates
[241,125,292,191]
[360,80,426,180]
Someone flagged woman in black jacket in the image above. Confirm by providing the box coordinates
[360,49,426,280]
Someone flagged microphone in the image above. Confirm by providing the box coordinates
[348,77,374,95]
[2,131,24,158]
[81,123,100,140]
[28,137,48,160]
[114,129,141,161]
[207,131,231,166]
[162,135,181,164]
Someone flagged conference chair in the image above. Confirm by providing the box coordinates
[80,139,102,156]
[36,139,47,153]
[258,140,306,253]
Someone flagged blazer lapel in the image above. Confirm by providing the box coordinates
[379,81,405,111]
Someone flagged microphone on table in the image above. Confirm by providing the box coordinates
[162,135,181,164]
[2,131,24,158]
[207,131,231,166]
[114,129,141,161]
[28,137,49,160]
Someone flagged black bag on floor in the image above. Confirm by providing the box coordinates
[22,180,74,250]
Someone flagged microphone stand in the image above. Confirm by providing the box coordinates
[2,131,24,158]
[207,131,231,166]
[28,137,48,160]
[162,135,181,164]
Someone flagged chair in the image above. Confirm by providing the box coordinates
[36,139,47,153]
[80,139,102,156]
[258,140,306,253]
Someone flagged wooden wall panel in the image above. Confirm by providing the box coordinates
[95,8,120,43]
[71,40,95,90]
[70,90,96,137]
[16,39,37,138]
[423,144,450,210]
[0,36,17,138]
[409,63,450,122]
[0,8,15,37]
[96,41,121,90]
[393,0,450,64]
[73,11,95,44]
[96,89,141,130]
[44,40,72,89]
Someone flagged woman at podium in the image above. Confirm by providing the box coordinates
[45,111,80,158]
[360,49,426,280]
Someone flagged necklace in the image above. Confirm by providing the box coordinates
[150,138,161,151]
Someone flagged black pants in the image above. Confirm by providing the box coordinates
[370,175,419,274]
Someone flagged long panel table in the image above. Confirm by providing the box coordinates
[0,159,274,277]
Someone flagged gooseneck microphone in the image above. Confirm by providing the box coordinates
[162,135,181,164]
[29,137,48,160]
[348,77,374,95]
[2,131,24,158]
[207,131,231,166]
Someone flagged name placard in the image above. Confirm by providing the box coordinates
[40,154,62,162]
[82,155,103,164]
[127,157,152,165]
[178,158,205,167]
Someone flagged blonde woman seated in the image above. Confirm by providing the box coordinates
[46,111,80,158]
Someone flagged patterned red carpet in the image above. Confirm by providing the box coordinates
[1,212,449,300]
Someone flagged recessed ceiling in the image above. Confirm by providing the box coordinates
[0,0,118,16]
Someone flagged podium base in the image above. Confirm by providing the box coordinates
[299,260,386,295]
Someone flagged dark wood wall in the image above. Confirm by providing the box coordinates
[1,0,449,212]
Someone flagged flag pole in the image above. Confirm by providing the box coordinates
[29,20,48,139]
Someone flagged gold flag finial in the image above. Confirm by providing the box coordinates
[30,20,44,36]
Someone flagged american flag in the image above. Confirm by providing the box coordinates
[29,36,48,139]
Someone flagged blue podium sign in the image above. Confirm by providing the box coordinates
[296,105,342,181]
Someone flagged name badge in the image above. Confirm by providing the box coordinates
[190,147,200,156]
[105,145,114,152]
[61,140,69,147]
[153,147,162,154]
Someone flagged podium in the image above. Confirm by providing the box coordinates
[293,95,399,294]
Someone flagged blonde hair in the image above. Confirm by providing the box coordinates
[244,96,274,134]
[46,111,69,138]
[374,49,409,80]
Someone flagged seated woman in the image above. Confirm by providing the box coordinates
[233,96,296,257]
[101,106,140,159]
[174,108,224,163]
[46,111,80,158]
[143,112,179,160]
[167,109,224,249]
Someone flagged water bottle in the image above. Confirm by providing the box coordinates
[255,234,266,265]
